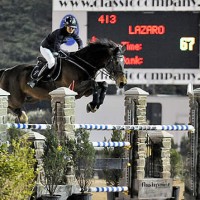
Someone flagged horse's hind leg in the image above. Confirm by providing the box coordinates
[9,107,28,124]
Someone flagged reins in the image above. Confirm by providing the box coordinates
[58,47,124,81]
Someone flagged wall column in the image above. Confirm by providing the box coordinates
[0,88,10,145]
[119,87,149,200]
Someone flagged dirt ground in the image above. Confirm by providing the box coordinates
[90,179,107,200]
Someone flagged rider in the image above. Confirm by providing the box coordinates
[27,15,83,88]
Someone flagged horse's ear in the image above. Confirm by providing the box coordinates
[113,47,119,55]
[121,45,126,53]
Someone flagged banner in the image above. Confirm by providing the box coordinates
[53,0,200,11]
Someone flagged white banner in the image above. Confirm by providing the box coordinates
[96,69,200,85]
[53,0,200,11]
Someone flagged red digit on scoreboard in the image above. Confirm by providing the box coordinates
[98,14,117,24]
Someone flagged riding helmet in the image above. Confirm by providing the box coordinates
[65,16,77,29]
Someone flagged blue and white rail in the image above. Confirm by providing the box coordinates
[6,123,51,130]
[5,123,195,132]
[88,186,128,193]
[74,124,195,132]
[92,141,130,147]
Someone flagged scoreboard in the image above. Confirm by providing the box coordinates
[88,12,199,69]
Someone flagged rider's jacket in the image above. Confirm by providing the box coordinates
[41,27,83,52]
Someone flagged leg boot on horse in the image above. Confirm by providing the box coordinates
[86,81,108,113]
[96,81,108,109]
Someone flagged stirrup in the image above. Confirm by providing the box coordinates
[27,80,37,88]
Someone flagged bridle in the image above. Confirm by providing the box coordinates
[103,53,125,81]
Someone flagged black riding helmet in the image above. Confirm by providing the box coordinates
[65,16,77,29]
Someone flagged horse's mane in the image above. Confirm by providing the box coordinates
[88,38,118,49]
[76,38,118,59]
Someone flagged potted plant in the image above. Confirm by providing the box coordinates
[67,129,95,200]
[40,128,71,200]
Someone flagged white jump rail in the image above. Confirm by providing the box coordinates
[88,186,128,192]
[5,123,195,133]
[74,124,195,132]
[92,141,130,147]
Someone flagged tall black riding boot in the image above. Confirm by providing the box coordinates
[27,64,49,88]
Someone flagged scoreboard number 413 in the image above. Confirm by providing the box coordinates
[98,14,117,24]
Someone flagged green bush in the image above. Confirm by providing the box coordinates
[41,128,71,196]
[0,129,36,200]
[103,130,125,186]
[170,149,184,179]
[73,129,96,193]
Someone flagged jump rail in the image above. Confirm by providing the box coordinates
[92,141,130,147]
[5,123,195,132]
[74,124,195,132]
[6,123,51,130]
[88,186,128,192]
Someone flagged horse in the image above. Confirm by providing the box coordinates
[0,39,127,123]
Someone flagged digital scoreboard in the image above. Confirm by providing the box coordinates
[88,12,199,69]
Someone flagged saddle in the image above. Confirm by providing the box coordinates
[30,51,88,83]
[30,55,61,82]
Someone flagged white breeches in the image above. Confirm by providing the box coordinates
[40,46,55,69]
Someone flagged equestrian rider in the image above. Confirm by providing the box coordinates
[27,15,83,88]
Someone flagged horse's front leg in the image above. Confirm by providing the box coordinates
[86,81,100,113]
[87,81,108,113]
[96,81,108,109]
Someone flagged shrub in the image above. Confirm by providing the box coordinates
[0,129,36,200]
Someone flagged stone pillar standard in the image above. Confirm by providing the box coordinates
[119,87,149,200]
[49,87,77,140]
[0,88,10,145]
[187,87,200,199]
[148,131,173,179]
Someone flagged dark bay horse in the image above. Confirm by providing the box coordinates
[0,39,127,123]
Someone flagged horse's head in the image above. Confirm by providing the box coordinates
[105,44,127,88]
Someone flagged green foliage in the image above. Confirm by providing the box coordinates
[73,129,96,193]
[170,149,184,179]
[41,128,71,196]
[179,136,190,179]
[180,136,190,157]
[0,129,36,200]
[103,130,125,186]
[0,0,52,68]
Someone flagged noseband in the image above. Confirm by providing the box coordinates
[104,55,125,80]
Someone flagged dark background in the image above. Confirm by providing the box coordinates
[88,12,199,69]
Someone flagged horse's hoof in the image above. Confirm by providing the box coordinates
[86,103,98,113]
[19,111,29,124]
[91,106,98,113]
[86,103,92,113]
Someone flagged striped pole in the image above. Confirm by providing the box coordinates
[6,123,51,130]
[92,141,130,147]
[74,124,195,132]
[5,123,195,132]
[88,186,128,193]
